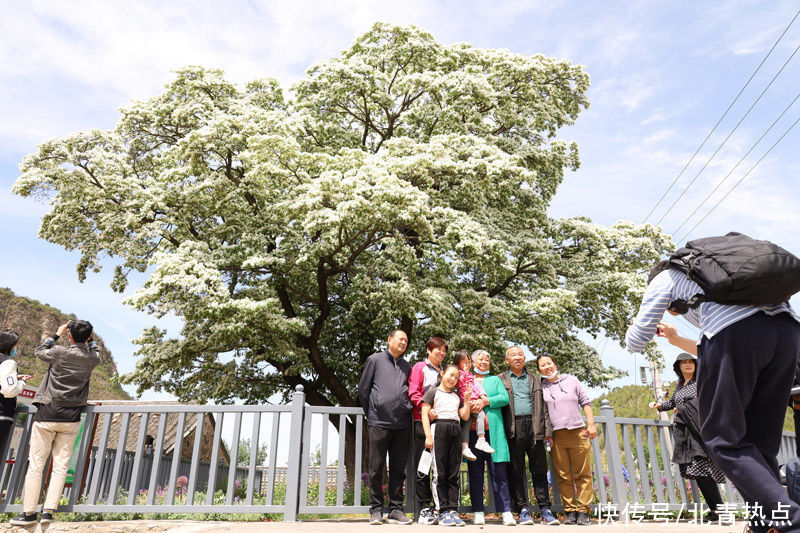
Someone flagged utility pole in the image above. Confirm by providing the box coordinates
[649,359,674,458]
[649,359,670,422]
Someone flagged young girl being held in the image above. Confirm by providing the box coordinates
[421,364,471,527]
[453,350,495,460]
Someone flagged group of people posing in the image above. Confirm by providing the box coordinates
[358,332,596,527]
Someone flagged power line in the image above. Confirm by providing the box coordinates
[663,319,699,339]
[677,113,800,242]
[671,91,800,236]
[676,323,700,338]
[641,8,800,224]
[654,43,800,226]
[599,337,609,358]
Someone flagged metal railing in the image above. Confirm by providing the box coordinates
[0,388,795,520]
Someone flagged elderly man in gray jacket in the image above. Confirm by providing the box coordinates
[10,320,102,527]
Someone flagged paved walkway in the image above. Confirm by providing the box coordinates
[0,519,748,533]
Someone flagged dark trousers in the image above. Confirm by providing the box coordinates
[694,476,723,511]
[698,312,800,533]
[793,408,800,457]
[507,414,551,512]
[412,420,434,510]
[0,420,13,454]
[368,425,411,513]
[467,429,512,513]
[432,420,461,513]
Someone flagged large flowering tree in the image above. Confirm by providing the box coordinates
[15,23,670,473]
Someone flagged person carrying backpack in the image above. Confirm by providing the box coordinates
[627,234,800,533]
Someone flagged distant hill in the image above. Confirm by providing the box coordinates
[592,384,662,420]
[0,287,132,401]
[593,383,796,432]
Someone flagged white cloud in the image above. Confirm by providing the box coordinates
[642,128,676,144]
[0,1,434,148]
[590,73,657,114]
[640,108,668,125]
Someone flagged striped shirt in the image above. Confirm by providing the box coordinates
[625,269,799,353]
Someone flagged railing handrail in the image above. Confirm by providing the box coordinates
[81,404,295,414]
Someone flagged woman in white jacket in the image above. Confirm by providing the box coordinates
[0,330,28,451]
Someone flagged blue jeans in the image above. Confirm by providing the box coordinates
[467,429,512,512]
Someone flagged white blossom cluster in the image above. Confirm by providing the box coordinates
[13,23,671,405]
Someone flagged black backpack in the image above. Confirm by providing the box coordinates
[666,232,800,314]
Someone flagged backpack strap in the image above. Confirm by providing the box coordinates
[668,294,705,315]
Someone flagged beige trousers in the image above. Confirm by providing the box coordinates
[551,427,593,513]
[23,421,80,514]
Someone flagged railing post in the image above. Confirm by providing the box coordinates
[405,422,416,516]
[284,385,306,522]
[600,400,629,518]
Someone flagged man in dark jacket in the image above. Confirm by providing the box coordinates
[358,329,413,525]
[10,320,102,527]
[497,345,557,526]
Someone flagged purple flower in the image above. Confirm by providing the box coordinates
[603,474,610,487]
[176,475,189,489]
[234,480,241,490]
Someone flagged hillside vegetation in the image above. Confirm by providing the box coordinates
[593,384,796,432]
[0,287,132,401]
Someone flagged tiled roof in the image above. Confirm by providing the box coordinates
[88,404,230,464]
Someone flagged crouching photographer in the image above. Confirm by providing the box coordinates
[10,320,102,527]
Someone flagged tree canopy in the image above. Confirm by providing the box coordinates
[14,23,671,408]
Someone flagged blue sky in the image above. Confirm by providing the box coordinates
[1,1,799,401]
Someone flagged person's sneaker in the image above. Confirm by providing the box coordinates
[519,507,534,525]
[439,512,455,526]
[462,447,477,461]
[450,511,465,527]
[542,508,561,526]
[419,507,438,525]
[705,511,719,523]
[473,511,485,525]
[9,513,37,526]
[502,511,517,526]
[39,512,54,525]
[575,512,591,526]
[562,512,577,525]
[474,438,496,454]
[387,509,412,525]
[369,510,383,525]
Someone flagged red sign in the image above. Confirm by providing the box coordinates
[17,387,37,404]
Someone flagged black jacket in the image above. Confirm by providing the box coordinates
[498,368,553,441]
[672,396,709,465]
[358,350,413,430]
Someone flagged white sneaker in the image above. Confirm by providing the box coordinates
[462,447,477,461]
[502,511,517,526]
[418,507,438,525]
[474,439,495,454]
[473,511,485,525]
